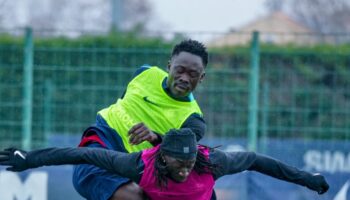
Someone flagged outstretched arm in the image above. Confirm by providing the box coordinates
[210,149,329,195]
[248,153,329,194]
[0,147,142,182]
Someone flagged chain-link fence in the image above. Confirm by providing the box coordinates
[0,28,349,152]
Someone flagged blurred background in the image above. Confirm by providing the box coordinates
[0,0,349,199]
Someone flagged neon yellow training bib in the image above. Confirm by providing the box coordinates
[98,66,202,153]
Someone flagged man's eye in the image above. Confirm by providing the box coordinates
[190,72,200,78]
[176,68,185,73]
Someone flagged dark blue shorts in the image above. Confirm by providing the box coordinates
[72,115,129,200]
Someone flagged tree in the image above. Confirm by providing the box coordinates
[0,0,153,34]
[264,0,350,33]
[264,0,283,12]
[118,0,152,32]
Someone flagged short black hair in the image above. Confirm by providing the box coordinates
[171,39,208,67]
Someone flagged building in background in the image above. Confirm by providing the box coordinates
[209,12,317,46]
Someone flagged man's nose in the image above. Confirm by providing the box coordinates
[179,73,190,83]
[178,168,190,177]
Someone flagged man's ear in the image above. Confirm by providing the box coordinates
[199,72,206,83]
[160,153,166,164]
[167,60,171,72]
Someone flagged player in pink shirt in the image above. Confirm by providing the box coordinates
[0,129,329,200]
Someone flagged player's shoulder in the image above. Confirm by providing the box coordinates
[132,65,164,78]
[132,64,152,77]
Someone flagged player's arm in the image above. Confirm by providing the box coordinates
[129,113,206,146]
[210,149,329,194]
[0,147,142,182]
[181,113,206,141]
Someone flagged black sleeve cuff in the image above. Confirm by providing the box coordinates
[150,132,163,146]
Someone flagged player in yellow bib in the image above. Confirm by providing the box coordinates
[73,39,208,200]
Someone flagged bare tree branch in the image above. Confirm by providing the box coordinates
[265,0,350,33]
[0,0,153,33]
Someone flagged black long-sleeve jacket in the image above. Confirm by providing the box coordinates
[23,146,317,188]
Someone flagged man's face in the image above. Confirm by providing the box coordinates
[167,52,205,98]
[163,154,196,182]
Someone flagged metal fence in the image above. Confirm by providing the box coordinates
[0,28,349,153]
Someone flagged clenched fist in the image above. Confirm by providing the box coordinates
[0,148,29,172]
[306,173,329,194]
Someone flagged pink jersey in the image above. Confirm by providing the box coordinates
[139,145,215,200]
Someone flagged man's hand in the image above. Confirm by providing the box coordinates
[128,123,159,145]
[306,173,329,194]
[0,148,28,172]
